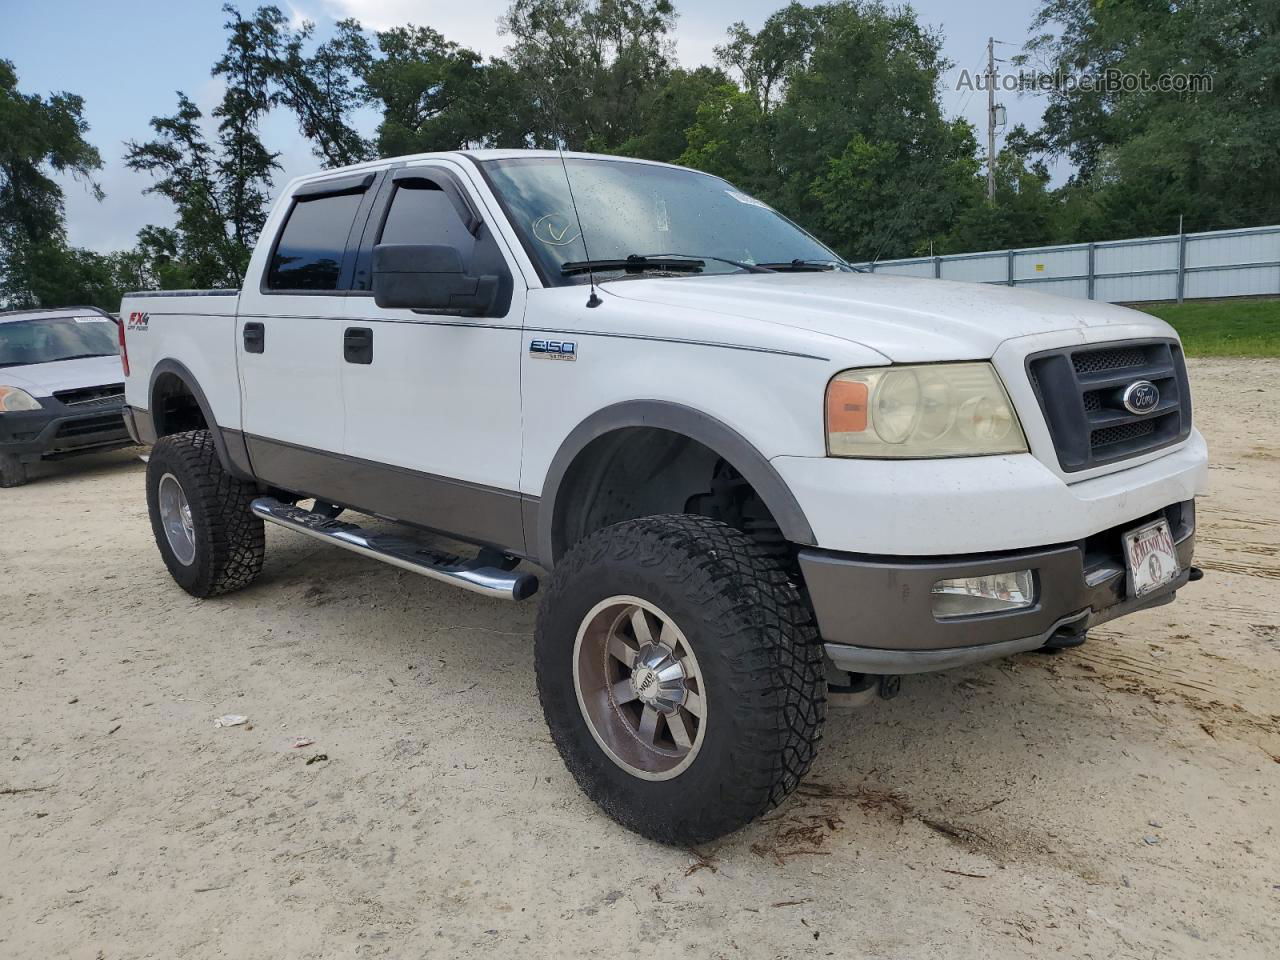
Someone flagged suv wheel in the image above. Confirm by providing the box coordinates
[535,514,825,844]
[146,430,265,597]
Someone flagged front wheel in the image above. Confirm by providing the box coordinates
[535,515,826,844]
[146,430,264,597]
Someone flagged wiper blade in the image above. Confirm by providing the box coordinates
[754,259,840,272]
[635,252,774,274]
[561,254,706,276]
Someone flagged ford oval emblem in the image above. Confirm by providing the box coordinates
[1122,380,1160,415]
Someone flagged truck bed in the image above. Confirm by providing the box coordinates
[120,288,243,438]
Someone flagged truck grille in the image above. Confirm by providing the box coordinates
[1026,339,1192,472]
[54,383,125,407]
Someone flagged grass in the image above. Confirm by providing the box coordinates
[1136,298,1280,357]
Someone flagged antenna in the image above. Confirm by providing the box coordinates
[556,141,601,308]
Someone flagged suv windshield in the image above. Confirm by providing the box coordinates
[0,315,119,368]
[481,157,847,284]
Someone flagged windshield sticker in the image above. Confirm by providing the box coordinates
[532,213,581,246]
[75,316,110,323]
[725,190,772,210]
[653,198,670,232]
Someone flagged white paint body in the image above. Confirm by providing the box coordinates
[121,151,1209,559]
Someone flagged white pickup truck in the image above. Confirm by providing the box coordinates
[121,150,1207,843]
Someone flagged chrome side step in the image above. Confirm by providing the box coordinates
[250,497,538,601]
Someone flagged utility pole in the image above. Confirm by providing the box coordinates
[986,36,997,201]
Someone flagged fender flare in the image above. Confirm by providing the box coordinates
[535,400,816,567]
[147,359,254,481]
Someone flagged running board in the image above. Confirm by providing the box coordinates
[250,497,538,601]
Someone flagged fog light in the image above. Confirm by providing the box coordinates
[932,570,1035,619]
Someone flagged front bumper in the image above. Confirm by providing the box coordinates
[0,401,132,461]
[806,500,1196,675]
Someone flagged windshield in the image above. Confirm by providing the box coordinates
[0,315,118,368]
[481,157,846,284]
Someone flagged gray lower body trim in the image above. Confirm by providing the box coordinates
[804,500,1196,672]
[825,613,1089,675]
[125,405,157,445]
[245,434,529,557]
[221,427,254,478]
[824,585,1182,675]
[126,405,254,482]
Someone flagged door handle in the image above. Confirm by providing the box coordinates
[344,326,373,365]
[243,321,265,354]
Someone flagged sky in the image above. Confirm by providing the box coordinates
[5,0,1050,254]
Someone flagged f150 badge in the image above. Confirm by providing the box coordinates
[530,339,577,361]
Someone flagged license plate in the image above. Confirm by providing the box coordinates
[1123,519,1179,598]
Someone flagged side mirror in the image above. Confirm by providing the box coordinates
[372,244,498,315]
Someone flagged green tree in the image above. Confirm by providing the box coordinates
[500,0,677,149]
[0,59,103,307]
[678,83,776,196]
[126,5,298,286]
[357,25,534,155]
[614,65,730,163]
[273,18,374,166]
[681,2,984,261]
[715,3,821,113]
[1024,0,1280,238]
[212,4,284,253]
[125,94,247,287]
[940,128,1060,253]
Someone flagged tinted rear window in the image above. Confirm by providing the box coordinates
[266,191,363,291]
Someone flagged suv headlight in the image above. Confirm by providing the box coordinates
[0,386,43,412]
[826,362,1027,458]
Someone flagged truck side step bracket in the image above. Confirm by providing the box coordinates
[250,497,538,601]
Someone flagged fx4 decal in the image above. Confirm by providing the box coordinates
[127,311,150,331]
[530,339,576,361]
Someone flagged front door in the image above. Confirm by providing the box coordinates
[340,160,527,552]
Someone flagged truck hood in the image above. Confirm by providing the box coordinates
[0,355,124,398]
[604,272,1176,362]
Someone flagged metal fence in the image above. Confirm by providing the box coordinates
[853,224,1280,303]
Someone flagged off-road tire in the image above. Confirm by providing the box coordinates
[535,514,826,844]
[0,453,27,488]
[146,430,264,597]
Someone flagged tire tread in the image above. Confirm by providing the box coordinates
[536,514,826,843]
[147,430,264,596]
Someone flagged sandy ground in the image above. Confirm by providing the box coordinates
[2,358,1278,959]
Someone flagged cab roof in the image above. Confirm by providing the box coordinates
[283,149,698,193]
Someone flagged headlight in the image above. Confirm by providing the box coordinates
[0,386,43,412]
[826,362,1027,458]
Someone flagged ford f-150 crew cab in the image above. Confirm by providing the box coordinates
[120,150,1208,844]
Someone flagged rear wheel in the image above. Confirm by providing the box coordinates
[535,514,825,844]
[0,453,27,488]
[146,430,264,597]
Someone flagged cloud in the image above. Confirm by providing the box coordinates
[318,0,512,55]
[318,0,728,66]
[58,165,174,253]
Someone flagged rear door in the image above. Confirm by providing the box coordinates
[235,170,381,494]
[339,160,527,550]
